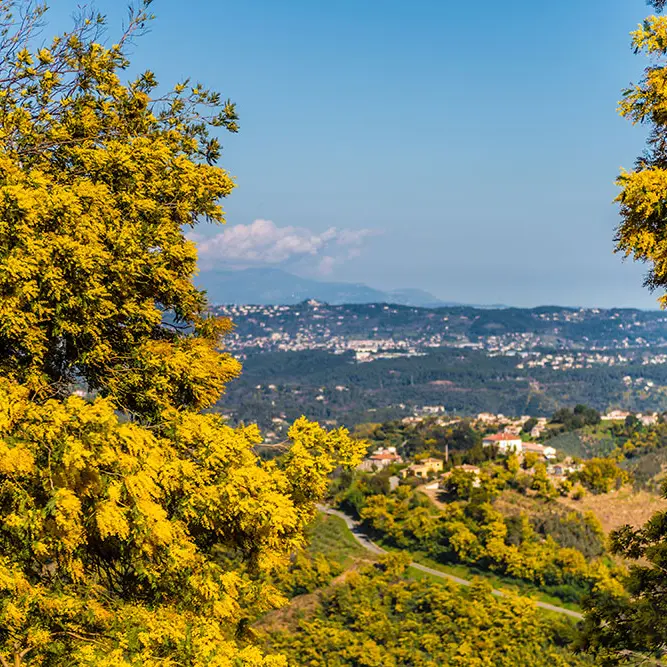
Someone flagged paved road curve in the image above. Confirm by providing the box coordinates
[320,506,583,620]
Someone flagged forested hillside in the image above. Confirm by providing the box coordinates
[210,303,667,429]
[221,347,667,429]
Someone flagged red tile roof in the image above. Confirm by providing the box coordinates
[483,433,521,441]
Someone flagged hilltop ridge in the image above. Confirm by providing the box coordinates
[195,267,499,307]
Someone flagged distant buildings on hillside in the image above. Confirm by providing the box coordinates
[357,427,563,477]
[403,408,660,435]
[213,303,667,371]
[638,412,659,426]
[399,458,444,479]
[601,410,631,421]
[481,433,523,454]
[482,432,556,459]
[600,409,658,426]
[357,447,403,472]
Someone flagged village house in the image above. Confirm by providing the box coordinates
[482,433,523,454]
[435,416,461,427]
[542,444,557,459]
[637,412,659,426]
[418,405,446,415]
[455,464,481,475]
[357,447,403,472]
[547,463,566,477]
[400,457,443,479]
[521,442,557,460]
[457,463,482,487]
[547,459,582,478]
[601,409,631,421]
[521,442,544,456]
[530,417,548,439]
[402,416,424,425]
[420,457,444,474]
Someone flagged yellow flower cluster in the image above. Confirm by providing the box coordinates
[0,378,364,664]
[616,14,667,306]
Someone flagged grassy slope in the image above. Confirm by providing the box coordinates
[312,482,666,613]
[310,510,582,613]
[385,543,582,613]
[306,513,374,565]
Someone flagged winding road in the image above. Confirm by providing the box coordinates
[320,506,583,620]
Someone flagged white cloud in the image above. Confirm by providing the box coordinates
[190,219,377,274]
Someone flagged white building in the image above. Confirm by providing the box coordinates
[543,445,557,459]
[521,442,557,460]
[638,412,659,426]
[601,410,631,421]
[482,433,523,454]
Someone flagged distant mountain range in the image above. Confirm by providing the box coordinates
[195,268,477,307]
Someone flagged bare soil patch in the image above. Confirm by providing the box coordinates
[557,487,667,534]
[418,484,448,510]
[494,490,554,518]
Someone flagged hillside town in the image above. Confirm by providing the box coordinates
[212,302,667,367]
[402,408,659,432]
[351,405,663,496]
[357,432,583,489]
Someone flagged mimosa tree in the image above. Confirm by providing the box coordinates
[0,2,364,665]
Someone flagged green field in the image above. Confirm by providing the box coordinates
[306,513,372,566]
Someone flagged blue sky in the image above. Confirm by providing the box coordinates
[50,1,661,308]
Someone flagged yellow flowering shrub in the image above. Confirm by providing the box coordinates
[616,12,667,305]
[0,3,366,665]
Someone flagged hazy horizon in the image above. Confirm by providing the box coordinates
[196,265,667,311]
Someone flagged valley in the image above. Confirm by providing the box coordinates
[214,302,667,432]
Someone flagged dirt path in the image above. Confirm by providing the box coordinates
[417,484,448,510]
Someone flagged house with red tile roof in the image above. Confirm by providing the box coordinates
[357,447,403,472]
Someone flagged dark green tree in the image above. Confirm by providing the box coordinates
[522,417,538,433]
